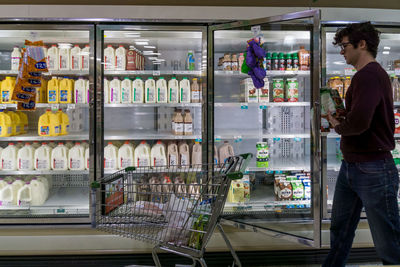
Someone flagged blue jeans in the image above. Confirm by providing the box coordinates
[323,158,400,266]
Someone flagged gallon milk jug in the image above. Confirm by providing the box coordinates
[36,176,49,197]
[145,77,156,103]
[57,109,69,135]
[179,77,191,103]
[134,141,151,167]
[179,141,190,167]
[34,143,52,170]
[70,45,81,70]
[17,143,34,170]
[0,147,3,168]
[47,44,59,70]
[168,77,179,103]
[58,44,70,71]
[85,146,89,170]
[81,44,90,71]
[1,76,15,103]
[151,141,167,167]
[74,78,87,104]
[115,45,127,70]
[0,180,13,205]
[0,110,12,137]
[17,181,31,206]
[47,77,59,104]
[11,178,25,205]
[59,78,73,104]
[132,77,144,103]
[16,111,28,134]
[118,141,135,169]
[68,142,85,170]
[86,79,90,104]
[32,141,40,149]
[29,177,47,206]
[109,77,121,104]
[7,111,21,136]
[104,79,110,104]
[104,142,118,170]
[156,77,167,103]
[167,142,179,168]
[104,45,115,70]
[192,142,202,167]
[121,78,132,104]
[219,141,234,165]
[51,143,68,170]
[1,143,18,170]
[11,46,21,71]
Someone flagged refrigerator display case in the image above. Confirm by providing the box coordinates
[0,24,95,223]
[321,23,400,219]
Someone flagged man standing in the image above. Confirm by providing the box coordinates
[323,22,400,266]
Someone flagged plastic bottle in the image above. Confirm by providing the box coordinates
[29,177,47,206]
[70,45,81,70]
[292,53,299,71]
[272,53,279,70]
[0,110,12,137]
[1,143,18,170]
[183,109,193,135]
[59,78,73,103]
[104,45,115,70]
[174,109,184,135]
[219,141,234,165]
[156,77,167,103]
[168,77,179,103]
[38,109,60,136]
[1,76,16,103]
[121,77,132,104]
[104,79,110,104]
[47,77,59,104]
[68,142,85,170]
[32,141,40,149]
[85,146,89,170]
[104,142,118,170]
[191,78,201,103]
[145,77,156,103]
[118,141,135,169]
[151,140,167,167]
[57,109,69,135]
[34,142,52,171]
[0,180,13,205]
[132,77,144,103]
[47,45,59,71]
[109,77,121,104]
[185,50,195,71]
[179,77,191,103]
[74,77,87,104]
[7,111,21,136]
[298,46,310,71]
[17,181,32,206]
[36,176,49,200]
[16,111,28,134]
[11,178,25,205]
[58,44,70,70]
[167,142,179,168]
[81,44,90,71]
[278,52,285,71]
[115,45,127,71]
[17,143,34,170]
[11,46,21,71]
[134,141,151,167]
[179,141,190,167]
[126,46,137,70]
[51,143,68,170]
[192,142,202,167]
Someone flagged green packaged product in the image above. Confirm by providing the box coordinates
[256,142,269,168]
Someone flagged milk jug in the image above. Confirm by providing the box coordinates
[38,109,60,136]
[109,77,121,104]
[134,141,151,167]
[167,142,179,168]
[121,78,132,104]
[34,143,52,170]
[17,181,31,206]
[156,77,167,103]
[168,77,179,103]
[58,44,70,70]
[68,142,85,170]
[118,141,135,169]
[47,45,59,70]
[81,44,90,71]
[57,109,69,135]
[104,45,115,70]
[0,147,3,167]
[17,143,34,170]
[104,142,118,170]
[151,141,167,167]
[85,146,89,170]
[192,142,202,167]
[16,111,28,134]
[51,143,68,170]
[0,180,13,205]
[104,79,110,104]
[0,110,12,137]
[115,45,127,70]
[179,77,191,103]
[179,141,190,167]
[132,77,144,103]
[7,111,21,136]
[191,78,201,103]
[1,76,16,103]
[74,78,87,104]
[219,141,234,165]
[59,78,73,103]
[174,109,184,135]
[11,46,21,71]
[70,45,81,70]
[11,178,25,205]
[29,177,47,206]
[145,78,156,103]
[47,77,59,104]
[36,176,49,198]
[183,109,193,135]
[86,79,90,104]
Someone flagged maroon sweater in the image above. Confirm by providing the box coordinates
[334,62,395,162]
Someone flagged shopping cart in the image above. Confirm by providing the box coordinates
[91,153,252,267]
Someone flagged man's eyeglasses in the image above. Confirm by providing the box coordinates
[338,42,351,50]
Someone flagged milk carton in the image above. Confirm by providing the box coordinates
[156,77,167,103]
[58,44,71,70]
[17,143,34,170]
[118,141,134,169]
[132,77,144,103]
[68,142,85,170]
[145,77,156,103]
[192,142,202,167]
[121,78,132,104]
[34,143,52,170]
[219,141,234,165]
[179,141,190,167]
[109,77,121,104]
[179,77,191,103]
[17,181,32,206]
[47,45,59,71]
[115,45,127,70]
[75,78,87,104]
[151,141,167,167]
[81,44,90,71]
[104,45,115,70]
[51,143,68,170]
[1,143,18,170]
[167,142,179,168]
[104,79,110,104]
[168,77,179,103]
[85,146,90,170]
[104,142,118,170]
[11,47,21,71]
[0,180,13,205]
[70,45,81,70]
[242,78,258,103]
[29,177,48,206]
[134,141,151,167]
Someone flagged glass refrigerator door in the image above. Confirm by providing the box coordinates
[0,25,94,223]
[210,10,321,247]
[322,24,400,219]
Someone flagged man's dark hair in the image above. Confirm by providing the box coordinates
[333,22,380,58]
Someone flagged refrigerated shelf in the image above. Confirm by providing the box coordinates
[104,130,201,140]
[104,70,202,76]
[214,70,310,77]
[214,102,310,108]
[214,129,310,140]
[324,132,400,139]
[0,70,89,76]
[104,103,202,108]
[0,103,89,109]
[0,131,89,141]
[0,170,89,175]
[103,167,202,175]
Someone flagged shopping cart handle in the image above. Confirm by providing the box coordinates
[91,181,100,188]
[124,166,136,172]
[226,153,253,180]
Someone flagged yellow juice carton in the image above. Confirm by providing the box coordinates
[37,78,48,103]
[47,77,59,104]
[57,109,69,135]
[0,110,12,137]
[16,111,28,134]
[6,111,21,136]
[59,78,73,104]
[1,76,16,104]
[38,109,60,136]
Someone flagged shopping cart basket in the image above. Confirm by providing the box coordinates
[91,153,252,267]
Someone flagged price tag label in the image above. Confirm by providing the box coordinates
[251,25,261,36]
[137,71,145,75]
[215,136,221,142]
[240,103,248,110]
[273,138,281,141]
[174,136,183,140]
[67,104,75,110]
[234,136,242,143]
[395,68,400,75]
[0,104,6,109]
[57,208,66,214]
[344,68,356,76]
[195,138,202,142]
[153,70,160,76]
[51,104,59,110]
[294,137,301,141]
[227,71,234,75]
[259,105,267,110]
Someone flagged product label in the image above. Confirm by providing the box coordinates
[40,126,50,135]
[36,159,49,170]
[180,154,189,166]
[60,90,68,102]
[53,159,65,169]
[70,159,81,169]
[181,88,189,102]
[111,88,120,103]
[147,88,155,102]
[279,188,292,199]
[138,158,149,167]
[116,56,124,70]
[75,90,83,103]
[48,56,55,70]
[55,125,60,134]
[154,157,166,167]
[18,159,30,170]
[169,154,178,166]
[120,158,132,168]
[72,56,79,70]
[60,56,67,69]
[16,126,20,134]
[48,90,57,102]
[105,56,113,70]
[121,88,131,103]
[169,88,177,102]
[191,91,200,102]
[158,88,166,102]
[82,56,89,70]
[11,57,20,70]
[2,159,13,170]
[104,159,115,169]
[184,123,193,134]
[2,91,10,102]
[175,123,184,134]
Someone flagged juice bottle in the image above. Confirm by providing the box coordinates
[298,46,310,71]
[47,45,59,71]
[145,77,156,103]
[179,77,191,103]
[265,53,272,70]
[58,44,70,71]
[104,45,115,70]
[174,109,184,135]
[167,142,179,167]
[286,53,293,71]
[183,109,193,135]
[69,45,81,70]
[0,110,12,137]
[57,109,69,135]
[115,45,127,71]
[47,77,59,104]
[168,77,179,103]
[271,53,279,70]
[81,44,90,71]
[126,46,137,70]
[109,77,121,104]
[11,47,21,71]
[278,52,285,71]
[1,76,15,103]
[134,141,151,167]
[121,77,132,104]
[7,111,21,136]
[156,77,167,103]
[185,50,195,71]
[192,142,202,167]
[37,78,48,103]
[178,141,190,167]
[15,111,27,134]
[191,78,200,103]
[292,53,299,71]
[132,77,144,103]
[38,109,59,136]
[59,78,73,103]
